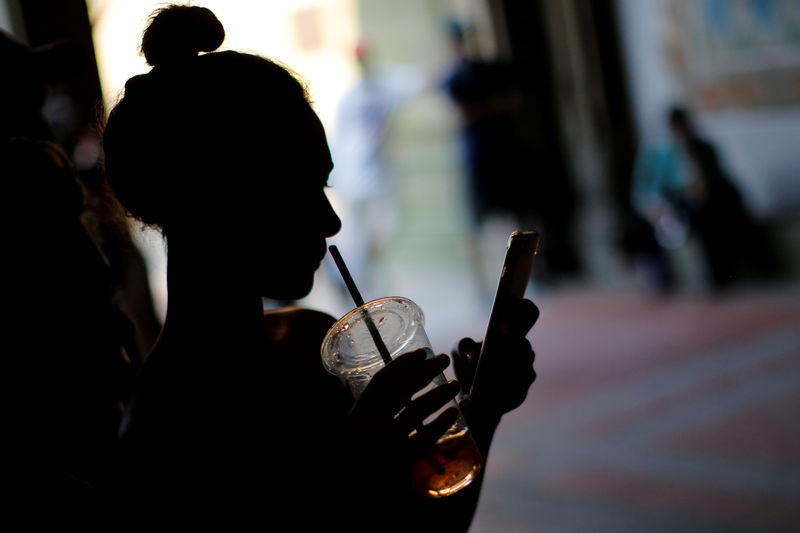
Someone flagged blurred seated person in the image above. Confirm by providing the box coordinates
[630,106,768,292]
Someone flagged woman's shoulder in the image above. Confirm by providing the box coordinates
[263,306,336,346]
[263,306,352,416]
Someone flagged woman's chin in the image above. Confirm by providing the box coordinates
[261,274,314,302]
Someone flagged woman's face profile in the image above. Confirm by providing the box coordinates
[225,106,341,301]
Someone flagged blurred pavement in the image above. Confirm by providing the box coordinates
[468,283,800,533]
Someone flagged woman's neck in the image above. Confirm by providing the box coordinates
[160,234,265,347]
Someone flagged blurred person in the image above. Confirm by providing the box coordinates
[3,138,135,525]
[442,20,579,295]
[627,136,682,293]
[631,106,772,292]
[102,5,538,531]
[328,39,424,297]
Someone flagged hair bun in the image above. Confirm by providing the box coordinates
[141,5,225,66]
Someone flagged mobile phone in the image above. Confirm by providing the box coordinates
[468,230,540,400]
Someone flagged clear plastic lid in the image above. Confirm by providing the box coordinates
[320,297,425,377]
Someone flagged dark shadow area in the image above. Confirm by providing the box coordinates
[4,1,162,360]
[2,4,156,525]
[3,137,134,525]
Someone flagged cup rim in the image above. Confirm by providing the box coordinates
[331,295,420,329]
[320,295,425,368]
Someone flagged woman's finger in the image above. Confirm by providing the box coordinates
[452,337,480,364]
[505,298,539,336]
[409,407,459,456]
[398,380,460,431]
[364,351,451,415]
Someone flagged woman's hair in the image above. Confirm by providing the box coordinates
[102,5,312,229]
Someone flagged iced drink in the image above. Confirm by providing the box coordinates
[320,297,483,498]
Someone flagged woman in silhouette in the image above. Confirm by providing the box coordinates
[103,5,537,530]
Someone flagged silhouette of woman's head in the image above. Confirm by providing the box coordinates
[103,5,340,299]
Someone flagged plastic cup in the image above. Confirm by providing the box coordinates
[320,296,483,498]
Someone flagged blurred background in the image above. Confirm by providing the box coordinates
[2,0,799,531]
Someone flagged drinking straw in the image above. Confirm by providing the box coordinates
[328,245,393,364]
[329,246,444,475]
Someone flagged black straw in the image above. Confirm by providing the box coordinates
[329,245,392,364]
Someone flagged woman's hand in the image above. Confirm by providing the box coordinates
[452,297,538,421]
[343,349,460,481]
